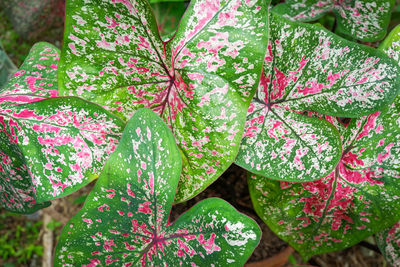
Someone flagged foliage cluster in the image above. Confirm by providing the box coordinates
[1,0,400,266]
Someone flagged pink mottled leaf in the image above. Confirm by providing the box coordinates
[377,222,400,266]
[248,104,400,258]
[54,108,261,266]
[374,25,400,267]
[0,43,124,212]
[273,0,395,42]
[235,13,400,182]
[58,0,269,202]
[378,24,400,66]
[9,97,124,203]
[0,42,60,104]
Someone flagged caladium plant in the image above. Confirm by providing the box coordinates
[54,108,261,266]
[376,222,400,267]
[0,42,125,213]
[375,24,400,265]
[58,0,269,203]
[272,0,395,42]
[248,92,400,258]
[235,13,400,182]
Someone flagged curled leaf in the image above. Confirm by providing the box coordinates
[0,43,124,212]
[248,106,400,258]
[236,13,400,182]
[54,108,261,266]
[273,0,395,42]
[59,0,270,202]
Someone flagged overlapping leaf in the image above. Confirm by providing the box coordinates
[59,0,269,202]
[235,13,400,182]
[379,24,400,65]
[0,43,125,213]
[374,24,400,266]
[376,222,400,266]
[248,100,400,258]
[0,42,60,104]
[273,0,395,42]
[54,108,261,266]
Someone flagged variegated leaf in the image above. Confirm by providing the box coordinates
[235,13,400,182]
[54,108,261,266]
[248,107,400,258]
[376,222,400,267]
[59,0,269,202]
[0,130,50,213]
[7,97,124,203]
[0,43,125,212]
[0,42,60,104]
[379,24,400,66]
[273,0,395,42]
[374,24,400,266]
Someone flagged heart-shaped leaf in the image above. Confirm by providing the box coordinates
[0,42,60,104]
[235,13,400,182]
[54,108,261,266]
[0,42,125,212]
[273,0,395,42]
[8,97,125,203]
[376,222,400,266]
[58,0,269,203]
[248,104,400,258]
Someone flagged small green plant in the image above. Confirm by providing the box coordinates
[0,211,43,264]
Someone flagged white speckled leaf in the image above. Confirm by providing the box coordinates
[248,103,400,258]
[273,0,395,42]
[54,108,261,266]
[374,25,400,267]
[0,43,125,212]
[0,42,60,104]
[235,13,400,182]
[379,24,400,66]
[236,101,341,182]
[9,97,124,203]
[377,222,400,267]
[59,0,269,203]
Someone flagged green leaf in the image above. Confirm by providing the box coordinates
[58,0,269,202]
[235,13,400,182]
[151,1,187,41]
[248,106,400,258]
[0,42,60,104]
[9,97,124,203]
[54,108,261,266]
[376,222,400,266]
[273,0,395,42]
[374,24,400,266]
[0,42,125,212]
[378,24,400,66]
